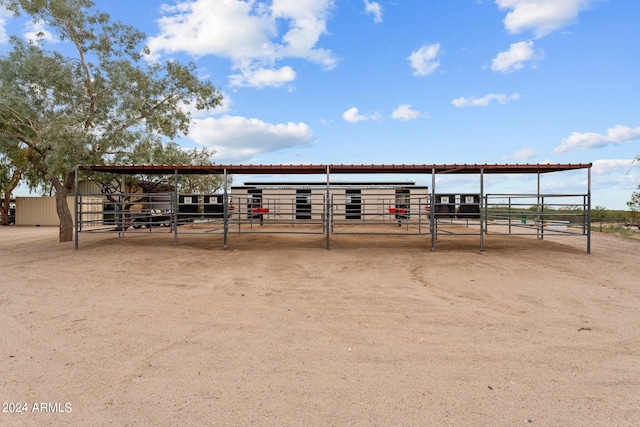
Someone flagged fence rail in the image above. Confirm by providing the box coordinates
[484,193,589,238]
[75,191,591,252]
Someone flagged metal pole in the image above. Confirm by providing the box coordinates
[173,169,178,247]
[74,166,79,250]
[120,173,125,238]
[537,172,541,239]
[508,196,512,234]
[431,168,436,251]
[238,195,242,234]
[418,197,422,234]
[326,165,331,250]
[223,169,229,249]
[480,167,484,251]
[587,166,592,254]
[541,195,545,240]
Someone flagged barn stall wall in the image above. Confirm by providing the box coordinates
[231,183,429,222]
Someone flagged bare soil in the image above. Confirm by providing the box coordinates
[1,226,638,426]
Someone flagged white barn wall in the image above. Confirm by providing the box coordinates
[230,185,429,222]
[266,189,295,219]
[409,187,430,216]
[328,188,345,220]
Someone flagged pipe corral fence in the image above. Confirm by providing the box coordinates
[74,163,593,253]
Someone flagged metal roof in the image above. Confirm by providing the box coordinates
[79,163,591,175]
[237,182,420,187]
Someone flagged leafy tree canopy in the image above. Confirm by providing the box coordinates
[94,141,230,196]
[0,0,223,240]
[628,185,640,212]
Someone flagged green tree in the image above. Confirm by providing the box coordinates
[92,140,229,196]
[0,146,30,225]
[629,155,640,224]
[591,205,609,221]
[627,184,640,224]
[0,0,222,241]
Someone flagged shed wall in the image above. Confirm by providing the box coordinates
[16,197,73,226]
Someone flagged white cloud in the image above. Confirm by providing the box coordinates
[512,147,537,160]
[229,66,296,88]
[554,125,640,153]
[408,43,441,76]
[364,0,383,24]
[182,91,233,118]
[496,0,600,38]
[341,108,359,123]
[0,6,11,43]
[271,0,336,67]
[452,93,520,107]
[342,107,381,123]
[189,115,314,162]
[23,20,57,44]
[590,159,640,193]
[391,104,421,121]
[491,41,542,73]
[147,0,336,88]
[592,158,640,176]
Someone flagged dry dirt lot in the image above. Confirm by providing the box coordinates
[1,225,638,426]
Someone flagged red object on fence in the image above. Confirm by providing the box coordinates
[388,207,406,214]
[229,205,235,210]
[251,207,269,213]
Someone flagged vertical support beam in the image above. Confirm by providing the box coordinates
[223,169,229,249]
[418,196,423,234]
[430,168,436,251]
[120,173,125,238]
[508,196,512,234]
[480,167,484,251]
[587,166,592,254]
[173,169,178,247]
[326,165,331,250]
[536,171,541,239]
[541,195,545,240]
[74,166,79,250]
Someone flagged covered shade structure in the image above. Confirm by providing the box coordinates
[79,163,590,175]
[75,163,592,252]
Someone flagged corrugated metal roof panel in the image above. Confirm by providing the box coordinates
[79,163,591,175]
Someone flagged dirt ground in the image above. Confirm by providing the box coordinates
[1,225,638,426]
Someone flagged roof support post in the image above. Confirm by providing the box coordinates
[120,174,125,238]
[537,171,541,240]
[431,168,436,251]
[326,165,331,250]
[480,167,484,252]
[74,166,79,250]
[223,169,229,249]
[173,169,178,247]
[587,166,592,254]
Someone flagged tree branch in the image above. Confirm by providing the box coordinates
[61,19,96,131]
[121,94,175,129]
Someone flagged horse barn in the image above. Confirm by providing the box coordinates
[74,163,593,253]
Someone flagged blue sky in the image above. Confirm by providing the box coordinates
[1,0,639,209]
